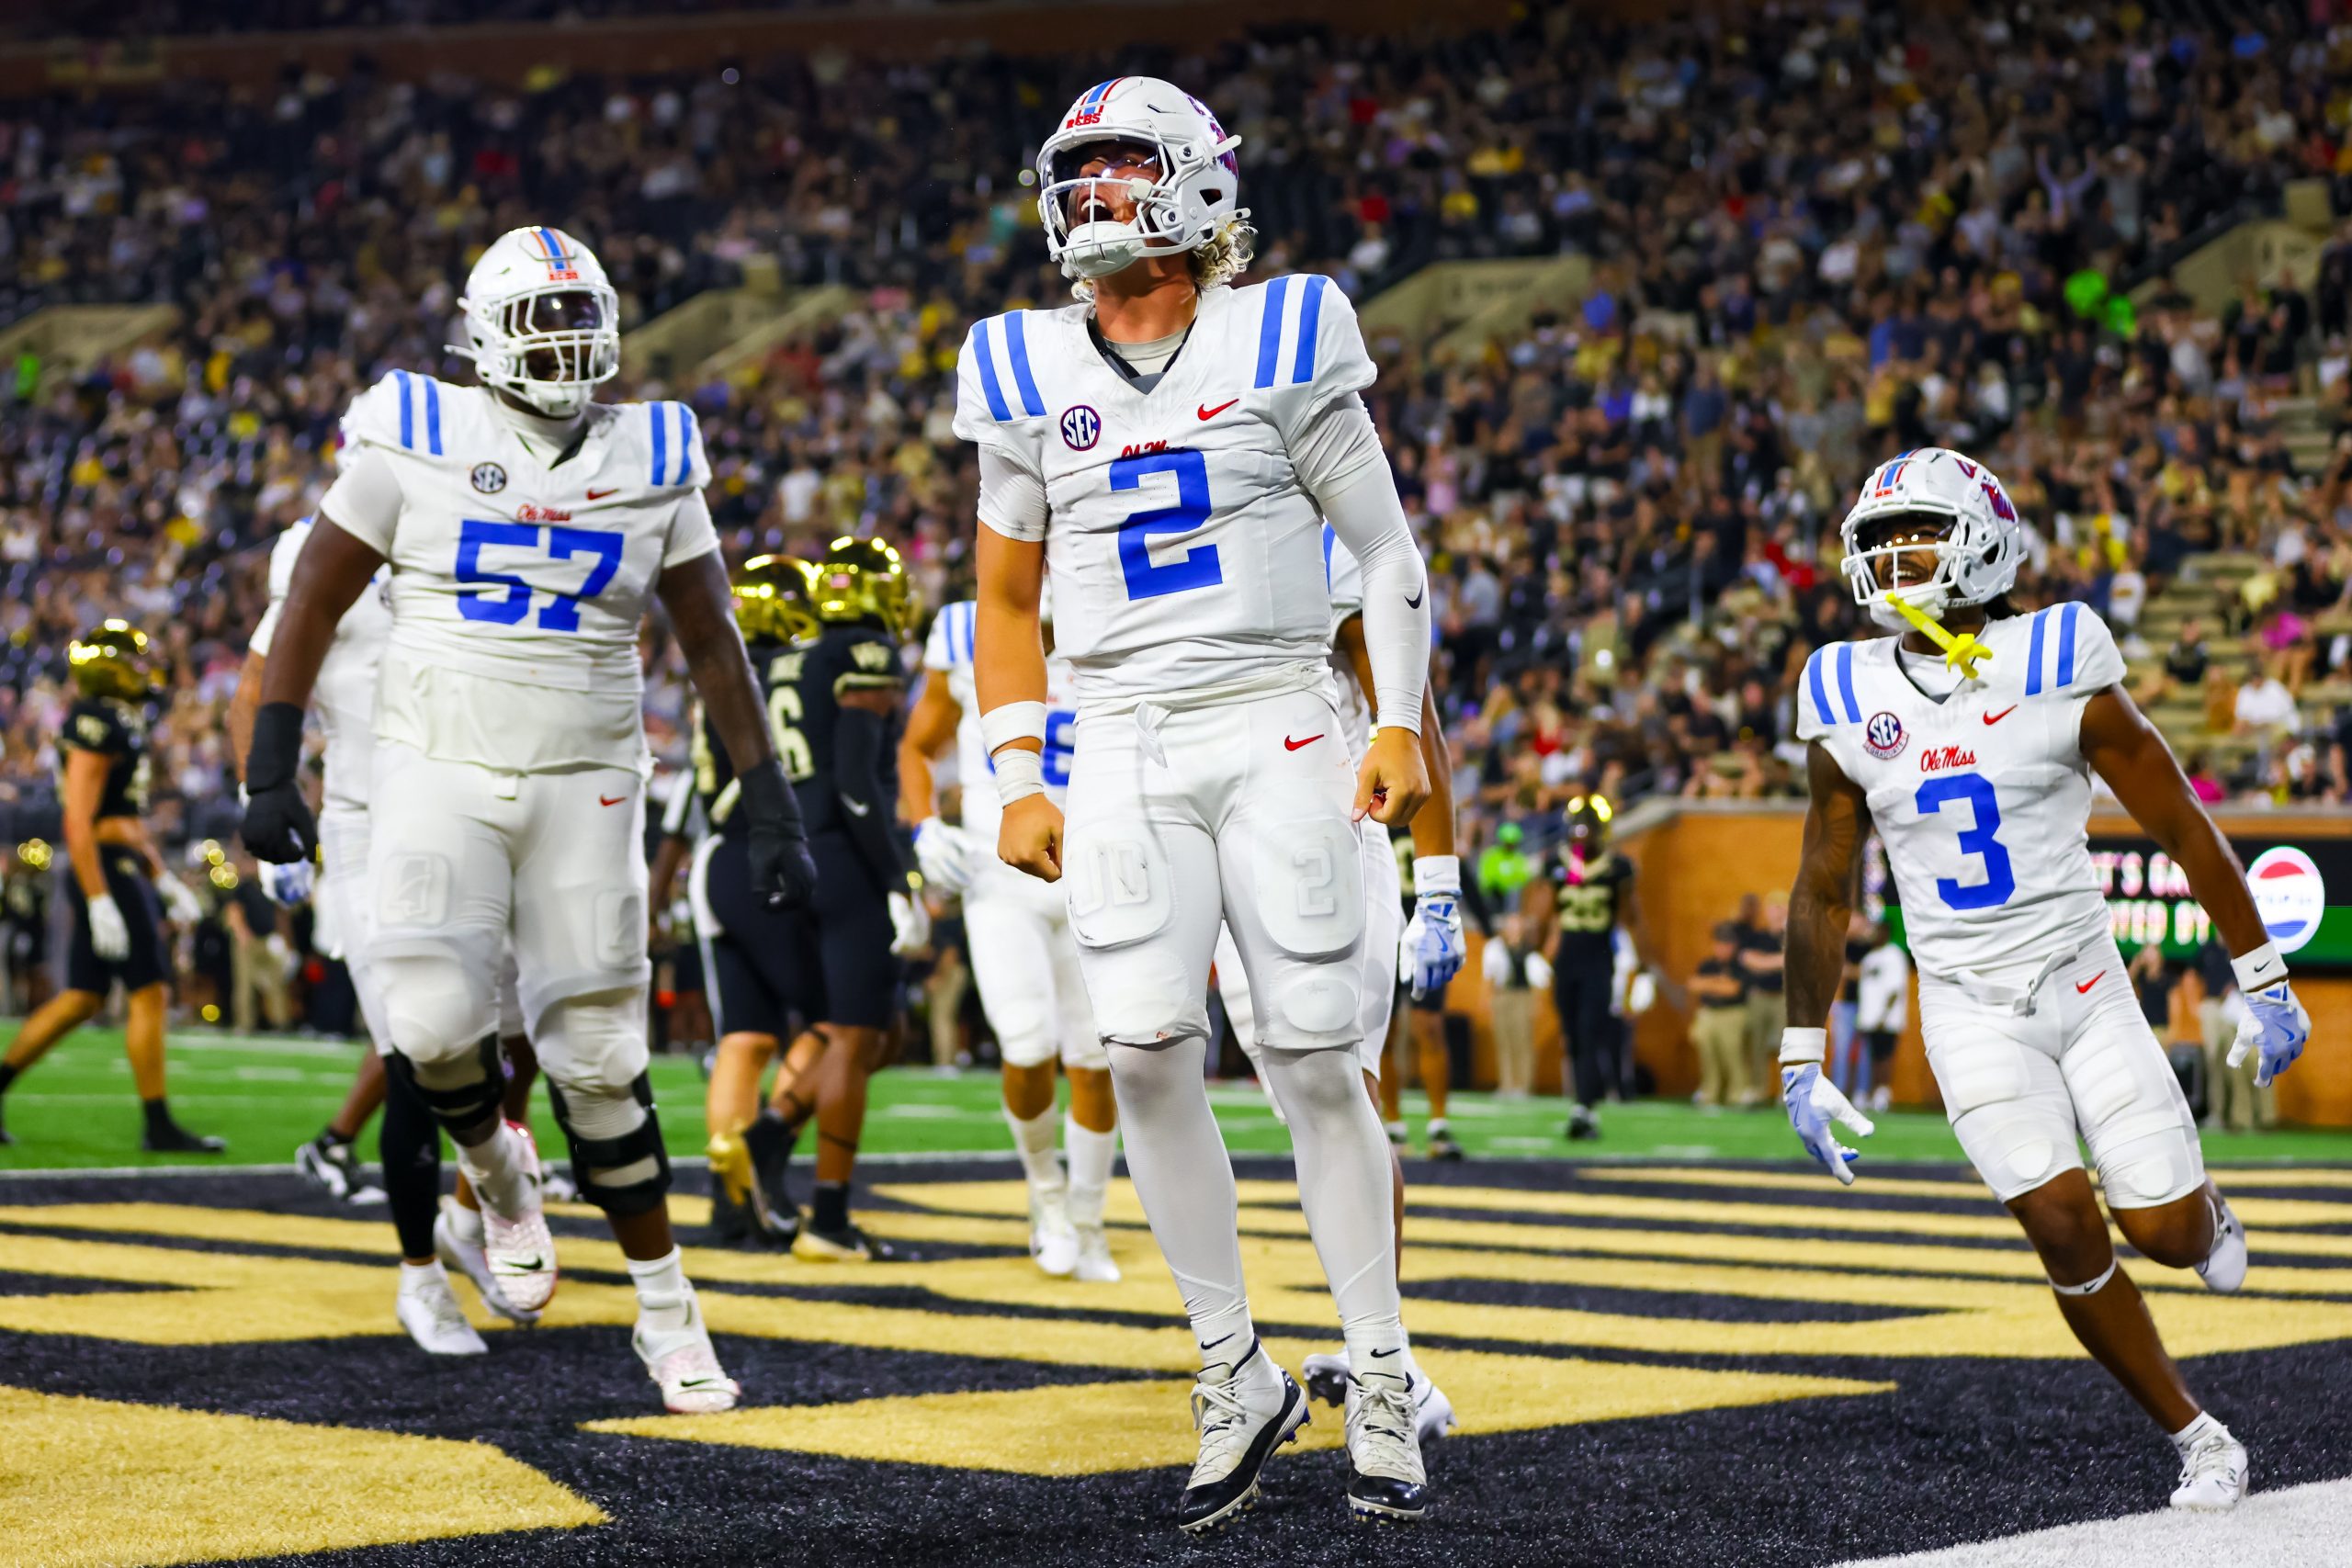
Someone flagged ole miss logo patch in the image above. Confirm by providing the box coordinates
[1060,405,1102,451]
[1864,711,1907,761]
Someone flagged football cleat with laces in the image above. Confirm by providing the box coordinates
[296,1133,385,1203]
[1345,1371,1429,1522]
[1030,1186,1078,1277]
[2195,1189,2246,1294]
[632,1285,739,1415]
[479,1121,558,1313]
[395,1261,487,1357]
[1072,1222,1121,1282]
[1176,1342,1308,1534]
[433,1199,538,1325]
[2170,1426,2248,1511]
[1303,1351,1456,1444]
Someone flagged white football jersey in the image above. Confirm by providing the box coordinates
[1798,603,2128,978]
[1320,524,1374,760]
[923,598,1078,843]
[322,371,718,773]
[954,275,1375,715]
[249,517,391,811]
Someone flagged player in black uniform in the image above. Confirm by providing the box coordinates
[0,622,220,1152]
[784,536,927,1260]
[3,840,53,1017]
[1522,793,1644,1142]
[657,555,830,1247]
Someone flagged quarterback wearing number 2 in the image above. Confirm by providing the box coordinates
[1781,446,2313,1513]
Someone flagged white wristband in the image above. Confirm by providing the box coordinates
[992,747,1046,807]
[1778,1027,1827,1066]
[980,701,1047,758]
[2232,941,2288,994]
[1412,855,1461,897]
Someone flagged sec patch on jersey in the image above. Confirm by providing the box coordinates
[8,1157,2352,1566]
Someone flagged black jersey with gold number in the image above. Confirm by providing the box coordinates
[792,625,905,841]
[1550,847,1633,964]
[690,641,797,841]
[58,698,151,822]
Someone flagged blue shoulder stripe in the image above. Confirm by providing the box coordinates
[649,401,668,488]
[2025,606,2049,696]
[393,369,415,450]
[962,602,978,663]
[1804,647,1834,728]
[423,377,442,457]
[2055,601,2080,688]
[1254,276,1292,389]
[1002,311,1046,418]
[1292,274,1329,385]
[972,319,1012,423]
[673,403,699,486]
[1835,641,1861,723]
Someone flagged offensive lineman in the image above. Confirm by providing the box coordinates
[241,226,818,1413]
[901,589,1122,1282]
[1781,446,2311,1510]
[964,80,1435,1529]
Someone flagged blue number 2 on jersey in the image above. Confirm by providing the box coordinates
[1112,449,1222,601]
[457,519,624,630]
[1915,773,2016,910]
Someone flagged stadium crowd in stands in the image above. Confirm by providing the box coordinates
[1,0,2346,902]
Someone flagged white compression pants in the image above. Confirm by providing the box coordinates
[967,855,1105,1070]
[1216,817,1401,1090]
[1062,688,1403,1363]
[1922,936,2204,1210]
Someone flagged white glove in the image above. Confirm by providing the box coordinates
[888,888,932,957]
[1780,1027,1873,1185]
[913,818,975,894]
[1400,855,1469,999]
[86,894,130,961]
[1481,938,1514,987]
[157,874,203,927]
[260,858,315,908]
[2226,944,2311,1089]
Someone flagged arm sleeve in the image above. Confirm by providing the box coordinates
[977,446,1048,543]
[1300,397,1427,736]
[831,706,912,891]
[662,489,721,569]
[316,446,406,556]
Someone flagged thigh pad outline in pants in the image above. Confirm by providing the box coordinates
[2061,979,2205,1210]
[1920,984,2081,1202]
[969,865,1101,1069]
[1213,740,1366,1050]
[509,768,651,1039]
[1064,811,1215,1048]
[366,758,508,1073]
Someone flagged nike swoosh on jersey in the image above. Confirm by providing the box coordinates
[2075,973,2104,994]
[599,795,626,807]
[842,797,872,817]
[586,487,617,500]
[1283,734,1324,751]
[1983,705,2018,725]
[1197,398,1239,420]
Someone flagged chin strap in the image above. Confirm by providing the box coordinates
[1888,596,1994,679]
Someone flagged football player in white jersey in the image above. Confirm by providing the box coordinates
[239,226,819,1414]
[960,79,1435,1530]
[900,589,1122,1282]
[1781,447,2312,1512]
[1211,525,1464,1443]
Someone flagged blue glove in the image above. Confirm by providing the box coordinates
[260,858,315,908]
[1401,855,1467,999]
[2230,981,2311,1089]
[1781,1035,1874,1186]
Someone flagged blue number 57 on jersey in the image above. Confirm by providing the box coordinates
[457,519,624,630]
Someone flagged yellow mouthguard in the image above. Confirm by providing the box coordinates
[1888,596,1993,679]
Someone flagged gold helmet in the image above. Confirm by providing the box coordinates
[731,555,820,647]
[68,619,160,701]
[813,536,917,637]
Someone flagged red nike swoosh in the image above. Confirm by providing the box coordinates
[1283,734,1323,751]
[586,488,617,501]
[599,795,627,807]
[1984,705,2018,725]
[2075,972,2104,994]
[1197,398,1238,421]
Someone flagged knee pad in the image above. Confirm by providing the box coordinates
[1259,1043,1363,1122]
[382,1037,504,1135]
[546,1070,671,1217]
[372,943,500,1064]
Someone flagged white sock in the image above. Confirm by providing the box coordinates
[1003,1103,1064,1195]
[453,1122,532,1219]
[1065,1114,1117,1227]
[2171,1410,2227,1456]
[446,1201,486,1247]
[627,1247,689,1315]
[398,1258,447,1292]
[1104,1037,1253,1373]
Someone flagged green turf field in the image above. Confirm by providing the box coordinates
[6,1024,2352,1171]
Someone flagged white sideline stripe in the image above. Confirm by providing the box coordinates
[1837,1477,2352,1568]
[0,1151,1028,1182]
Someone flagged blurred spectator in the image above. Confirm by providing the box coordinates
[1685,921,1751,1111]
[1735,895,1788,1098]
[1476,821,1535,908]
[1853,924,1908,1115]
[1480,912,1548,1100]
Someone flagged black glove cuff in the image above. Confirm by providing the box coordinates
[246,703,306,794]
[740,758,805,837]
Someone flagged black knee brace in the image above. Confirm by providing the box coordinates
[382,1038,505,1140]
[545,1072,673,1217]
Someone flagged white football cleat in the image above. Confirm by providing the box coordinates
[2195,1190,2246,1294]
[2170,1427,2248,1510]
[1305,1350,1456,1444]
[480,1121,558,1314]
[633,1286,740,1414]
[1072,1222,1121,1282]
[395,1261,487,1357]
[1176,1341,1308,1534]
[1030,1186,1078,1278]
[434,1198,539,1325]
[1345,1371,1430,1522]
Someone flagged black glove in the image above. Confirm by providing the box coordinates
[241,702,318,864]
[740,758,818,910]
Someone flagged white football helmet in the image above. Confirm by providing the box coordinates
[451,226,620,419]
[1036,77,1244,281]
[1839,447,2024,631]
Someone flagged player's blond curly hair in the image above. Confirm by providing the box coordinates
[1071,216,1259,304]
